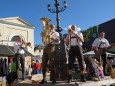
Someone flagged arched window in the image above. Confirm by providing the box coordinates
[11,35,20,42]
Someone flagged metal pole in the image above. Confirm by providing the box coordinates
[55,0,61,32]
[47,0,67,81]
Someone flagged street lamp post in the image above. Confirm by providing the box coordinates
[47,0,67,32]
[47,0,68,81]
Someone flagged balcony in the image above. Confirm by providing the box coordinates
[0,40,15,46]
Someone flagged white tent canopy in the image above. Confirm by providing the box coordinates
[83,51,115,57]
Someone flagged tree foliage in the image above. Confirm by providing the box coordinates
[81,26,98,52]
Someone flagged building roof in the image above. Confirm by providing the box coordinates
[0,45,34,57]
[34,44,44,52]
[99,18,115,43]
[0,16,35,29]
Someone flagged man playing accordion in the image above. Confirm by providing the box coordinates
[92,31,110,76]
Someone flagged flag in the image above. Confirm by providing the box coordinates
[92,26,98,38]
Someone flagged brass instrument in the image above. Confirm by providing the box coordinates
[92,47,107,57]
[68,28,72,34]
[40,18,51,45]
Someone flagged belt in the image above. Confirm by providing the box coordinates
[17,53,25,55]
[98,48,106,49]
[49,43,59,45]
[46,44,58,47]
[70,45,78,47]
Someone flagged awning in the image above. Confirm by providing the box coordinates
[0,45,34,57]
[0,45,14,56]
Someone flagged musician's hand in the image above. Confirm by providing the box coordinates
[103,47,108,52]
[47,35,51,39]
[72,31,80,38]
[92,47,98,53]
[40,32,43,37]
[71,30,77,34]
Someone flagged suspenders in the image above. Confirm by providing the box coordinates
[98,38,106,48]
[49,32,54,44]
[69,34,78,46]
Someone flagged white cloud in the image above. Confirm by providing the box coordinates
[68,25,81,32]
[63,27,68,31]
[62,25,81,32]
[77,27,81,31]
[68,25,72,29]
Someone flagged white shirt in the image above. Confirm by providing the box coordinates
[14,42,20,53]
[69,32,83,46]
[26,46,31,52]
[18,48,25,54]
[14,42,25,54]
[92,37,110,48]
[112,60,115,65]
[49,31,60,44]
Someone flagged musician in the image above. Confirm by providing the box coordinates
[14,36,26,80]
[40,24,60,84]
[92,31,110,76]
[65,25,86,82]
[25,42,32,52]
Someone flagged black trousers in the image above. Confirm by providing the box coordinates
[7,72,17,84]
[68,45,85,71]
[15,53,25,78]
[41,44,59,81]
[101,52,107,73]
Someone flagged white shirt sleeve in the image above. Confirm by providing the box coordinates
[14,42,20,53]
[78,32,83,38]
[26,46,31,52]
[92,38,99,48]
[78,32,83,46]
[53,32,60,39]
[105,39,110,47]
[52,32,60,44]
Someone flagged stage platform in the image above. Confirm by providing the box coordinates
[12,76,115,86]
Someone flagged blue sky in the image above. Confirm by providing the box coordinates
[0,0,115,46]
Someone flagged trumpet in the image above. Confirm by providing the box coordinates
[68,28,72,34]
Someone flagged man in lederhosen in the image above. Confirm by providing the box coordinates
[92,31,111,76]
[40,24,60,84]
[65,25,86,82]
[14,36,26,80]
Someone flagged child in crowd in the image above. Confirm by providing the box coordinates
[92,57,104,78]
[7,58,17,86]
[97,62,104,78]
[34,59,41,74]
[85,56,100,81]
[107,58,113,74]
[112,58,115,68]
